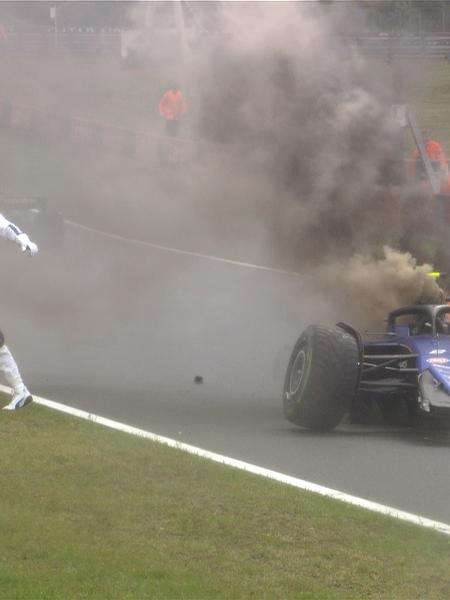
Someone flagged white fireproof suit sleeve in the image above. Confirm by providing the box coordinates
[0,212,38,255]
[0,212,21,242]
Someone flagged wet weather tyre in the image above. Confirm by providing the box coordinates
[283,325,359,431]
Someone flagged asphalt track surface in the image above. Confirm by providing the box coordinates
[3,223,450,525]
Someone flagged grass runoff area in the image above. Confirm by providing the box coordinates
[1,53,450,147]
[407,59,450,149]
[0,396,450,600]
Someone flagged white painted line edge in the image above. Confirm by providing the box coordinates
[65,218,306,278]
[1,383,449,536]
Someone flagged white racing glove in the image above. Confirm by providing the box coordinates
[17,233,39,257]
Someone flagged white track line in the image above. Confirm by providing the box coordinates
[65,219,305,278]
[1,384,449,537]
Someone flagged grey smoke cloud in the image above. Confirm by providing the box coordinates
[1,0,442,380]
[315,246,440,329]
[171,1,441,324]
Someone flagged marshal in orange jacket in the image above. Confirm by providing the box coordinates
[412,137,447,165]
[159,89,187,121]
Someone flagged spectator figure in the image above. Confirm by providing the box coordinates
[159,84,187,137]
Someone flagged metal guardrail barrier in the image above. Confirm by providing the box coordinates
[2,29,450,60]
[0,98,214,166]
[348,33,450,59]
[2,30,450,59]
[0,30,121,57]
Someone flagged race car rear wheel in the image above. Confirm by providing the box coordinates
[283,325,359,431]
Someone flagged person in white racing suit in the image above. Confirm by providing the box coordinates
[0,213,38,410]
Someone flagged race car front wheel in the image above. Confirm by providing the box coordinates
[283,325,359,431]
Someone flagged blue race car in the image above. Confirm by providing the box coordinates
[283,304,450,431]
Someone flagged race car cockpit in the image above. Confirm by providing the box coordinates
[388,305,450,337]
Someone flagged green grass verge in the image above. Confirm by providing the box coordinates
[407,59,450,148]
[1,397,450,600]
[0,54,166,131]
[0,53,192,136]
[3,54,450,148]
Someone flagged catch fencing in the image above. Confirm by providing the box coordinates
[3,29,450,60]
[0,98,213,166]
[349,33,450,59]
[0,29,121,58]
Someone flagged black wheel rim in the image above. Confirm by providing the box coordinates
[289,345,307,395]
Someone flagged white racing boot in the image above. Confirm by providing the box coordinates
[3,389,33,410]
[0,345,33,410]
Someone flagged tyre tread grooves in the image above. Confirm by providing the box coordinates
[283,325,359,430]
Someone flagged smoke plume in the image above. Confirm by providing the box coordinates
[175,2,441,324]
[1,1,443,344]
[315,246,442,328]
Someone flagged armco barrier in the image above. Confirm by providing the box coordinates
[3,30,120,57]
[0,98,207,164]
[4,30,450,60]
[349,33,450,59]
